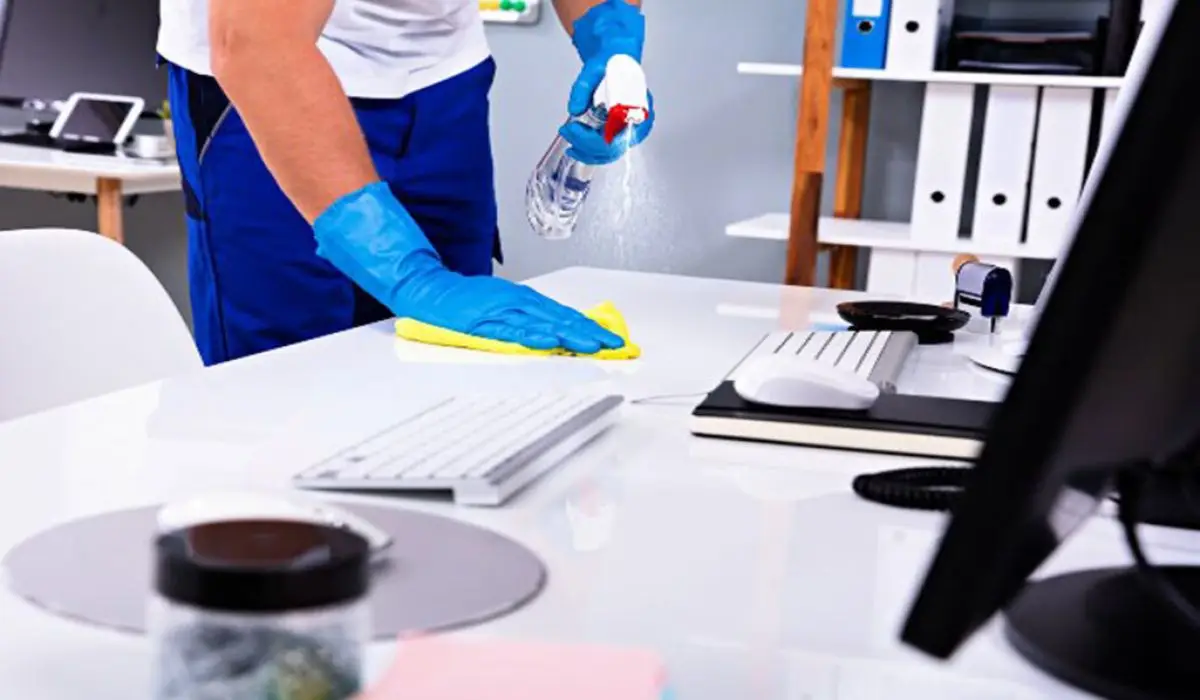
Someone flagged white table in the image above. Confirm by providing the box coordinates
[0,142,180,243]
[0,267,1195,699]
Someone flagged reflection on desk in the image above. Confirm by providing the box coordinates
[0,268,1190,700]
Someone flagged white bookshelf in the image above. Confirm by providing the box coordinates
[737,62,1124,89]
[735,0,1165,298]
[727,214,1059,260]
[730,63,1128,298]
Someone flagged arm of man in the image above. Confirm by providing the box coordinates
[207,0,624,355]
[551,0,641,34]
[209,0,375,223]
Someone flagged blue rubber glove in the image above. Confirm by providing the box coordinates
[562,0,655,166]
[313,182,625,353]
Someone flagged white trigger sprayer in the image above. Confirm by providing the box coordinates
[525,54,650,241]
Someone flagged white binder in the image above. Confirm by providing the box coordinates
[1026,88,1093,254]
[865,249,918,297]
[910,83,975,244]
[970,86,1038,246]
[885,0,956,73]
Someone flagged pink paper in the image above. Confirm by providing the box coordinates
[361,636,667,700]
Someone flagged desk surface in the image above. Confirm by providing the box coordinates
[0,142,180,195]
[0,267,1195,699]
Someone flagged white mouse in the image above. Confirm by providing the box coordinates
[156,491,393,555]
[733,354,881,410]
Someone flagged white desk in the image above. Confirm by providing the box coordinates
[0,267,1196,699]
[0,142,180,243]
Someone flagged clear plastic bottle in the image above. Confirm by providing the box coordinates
[149,519,372,700]
[525,107,606,241]
[526,54,649,241]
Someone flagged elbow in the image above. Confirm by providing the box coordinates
[209,24,254,86]
[209,33,239,85]
[209,23,316,91]
[210,19,285,89]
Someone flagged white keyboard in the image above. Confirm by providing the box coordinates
[294,390,623,506]
[729,329,918,392]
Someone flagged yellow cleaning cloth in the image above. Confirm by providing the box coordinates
[395,301,641,360]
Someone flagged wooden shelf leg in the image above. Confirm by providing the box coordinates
[830,83,873,290]
[785,0,839,288]
[97,178,125,245]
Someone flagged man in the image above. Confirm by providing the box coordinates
[157,0,654,365]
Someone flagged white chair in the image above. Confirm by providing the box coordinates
[0,228,202,423]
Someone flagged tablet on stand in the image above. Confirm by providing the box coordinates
[47,92,144,154]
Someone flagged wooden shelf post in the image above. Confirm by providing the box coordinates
[829,81,873,289]
[784,0,839,287]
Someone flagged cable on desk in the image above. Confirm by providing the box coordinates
[851,466,972,512]
[629,392,707,406]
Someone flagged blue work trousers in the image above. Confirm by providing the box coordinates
[166,58,502,366]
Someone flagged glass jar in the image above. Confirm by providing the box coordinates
[149,519,372,700]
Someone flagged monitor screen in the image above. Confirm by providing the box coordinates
[56,98,136,141]
[0,0,162,100]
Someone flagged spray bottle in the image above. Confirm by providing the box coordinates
[526,54,650,240]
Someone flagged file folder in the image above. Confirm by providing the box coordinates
[842,0,893,69]
[911,83,975,244]
[1026,88,1093,253]
[912,252,957,303]
[885,0,956,72]
[865,249,918,297]
[970,86,1038,246]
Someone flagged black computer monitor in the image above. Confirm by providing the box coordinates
[0,0,163,99]
[901,2,1200,698]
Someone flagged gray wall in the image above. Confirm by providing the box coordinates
[487,1,811,283]
[0,0,1114,325]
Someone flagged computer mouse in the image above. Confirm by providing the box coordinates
[733,354,881,410]
[156,491,393,555]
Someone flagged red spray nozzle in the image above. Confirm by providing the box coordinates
[603,104,648,144]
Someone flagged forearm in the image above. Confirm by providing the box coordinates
[551,0,639,34]
[210,7,377,223]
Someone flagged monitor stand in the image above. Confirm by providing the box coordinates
[1004,566,1200,700]
[1004,466,1200,699]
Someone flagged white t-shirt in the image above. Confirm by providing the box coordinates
[157,0,491,99]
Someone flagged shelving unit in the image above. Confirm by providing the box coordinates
[744,0,1160,299]
[479,0,540,24]
[737,62,1125,89]
[726,214,1059,260]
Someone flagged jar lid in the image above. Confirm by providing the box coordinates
[154,519,371,613]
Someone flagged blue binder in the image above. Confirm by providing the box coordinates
[841,0,893,69]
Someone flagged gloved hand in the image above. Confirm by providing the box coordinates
[563,0,654,166]
[313,182,625,354]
